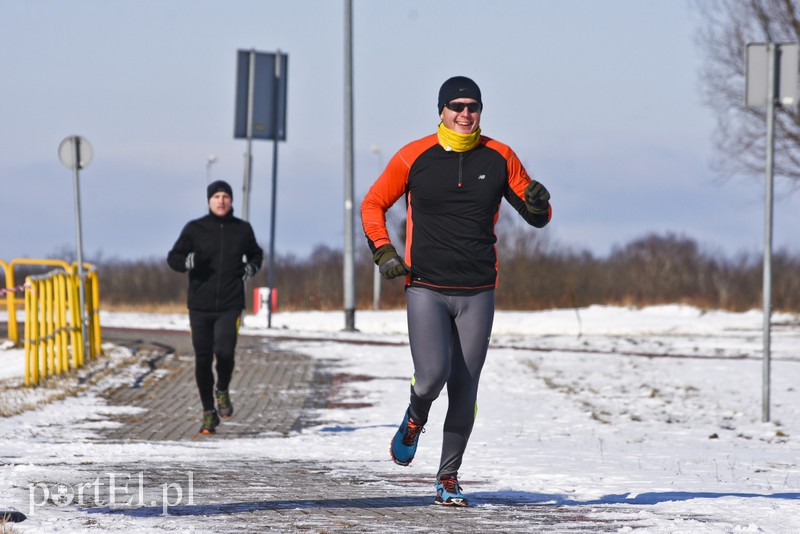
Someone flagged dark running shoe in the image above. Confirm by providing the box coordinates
[435,475,468,507]
[390,407,425,466]
[215,389,234,419]
[199,409,220,435]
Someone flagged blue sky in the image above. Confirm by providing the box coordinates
[1,0,799,262]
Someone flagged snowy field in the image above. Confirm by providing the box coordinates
[1,305,799,533]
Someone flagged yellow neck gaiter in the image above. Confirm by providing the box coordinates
[437,122,481,152]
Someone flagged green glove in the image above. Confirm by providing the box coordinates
[373,244,410,279]
[524,180,550,214]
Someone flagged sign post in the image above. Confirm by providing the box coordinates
[745,42,799,422]
[58,135,93,359]
[234,49,288,328]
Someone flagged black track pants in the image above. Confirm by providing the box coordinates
[405,286,494,478]
[189,309,241,411]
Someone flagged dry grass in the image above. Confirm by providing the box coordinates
[0,374,79,418]
[100,301,186,314]
[99,301,366,313]
[0,345,150,418]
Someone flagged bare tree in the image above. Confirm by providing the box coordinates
[695,0,800,182]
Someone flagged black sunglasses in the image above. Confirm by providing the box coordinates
[445,101,481,113]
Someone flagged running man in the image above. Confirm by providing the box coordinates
[167,180,263,434]
[361,76,552,506]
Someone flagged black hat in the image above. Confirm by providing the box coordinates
[207,180,233,200]
[438,76,482,114]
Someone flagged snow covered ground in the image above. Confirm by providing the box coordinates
[1,305,799,533]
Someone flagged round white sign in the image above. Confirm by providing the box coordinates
[58,135,93,170]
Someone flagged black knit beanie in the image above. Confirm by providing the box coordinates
[438,76,482,114]
[207,180,233,200]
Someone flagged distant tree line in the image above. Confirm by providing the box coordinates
[17,228,791,314]
[493,226,800,312]
[4,223,799,313]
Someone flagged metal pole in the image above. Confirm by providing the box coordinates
[762,43,776,423]
[71,137,89,359]
[267,51,282,329]
[373,267,381,310]
[206,155,217,184]
[343,0,356,331]
[241,49,256,222]
[370,145,383,310]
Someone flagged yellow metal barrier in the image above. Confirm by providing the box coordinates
[4,258,72,344]
[0,258,102,386]
[1,259,17,340]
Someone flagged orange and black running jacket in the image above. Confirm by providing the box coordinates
[361,133,551,294]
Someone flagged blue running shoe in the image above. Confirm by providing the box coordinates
[390,408,425,466]
[435,475,468,507]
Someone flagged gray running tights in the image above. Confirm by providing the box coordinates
[405,286,494,478]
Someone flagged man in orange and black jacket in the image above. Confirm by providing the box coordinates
[360,76,552,507]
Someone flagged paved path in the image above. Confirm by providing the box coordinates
[101,333,316,440]
[25,327,672,532]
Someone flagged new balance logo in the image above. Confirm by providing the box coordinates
[478,174,486,180]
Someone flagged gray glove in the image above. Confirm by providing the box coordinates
[373,244,409,279]
[243,262,257,282]
[185,252,195,271]
[524,180,550,215]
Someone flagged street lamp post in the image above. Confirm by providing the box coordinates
[370,144,383,310]
[343,0,356,331]
[206,155,217,183]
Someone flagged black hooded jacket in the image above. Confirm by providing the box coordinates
[167,210,263,312]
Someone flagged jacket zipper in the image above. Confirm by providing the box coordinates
[457,153,463,188]
[216,222,224,309]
